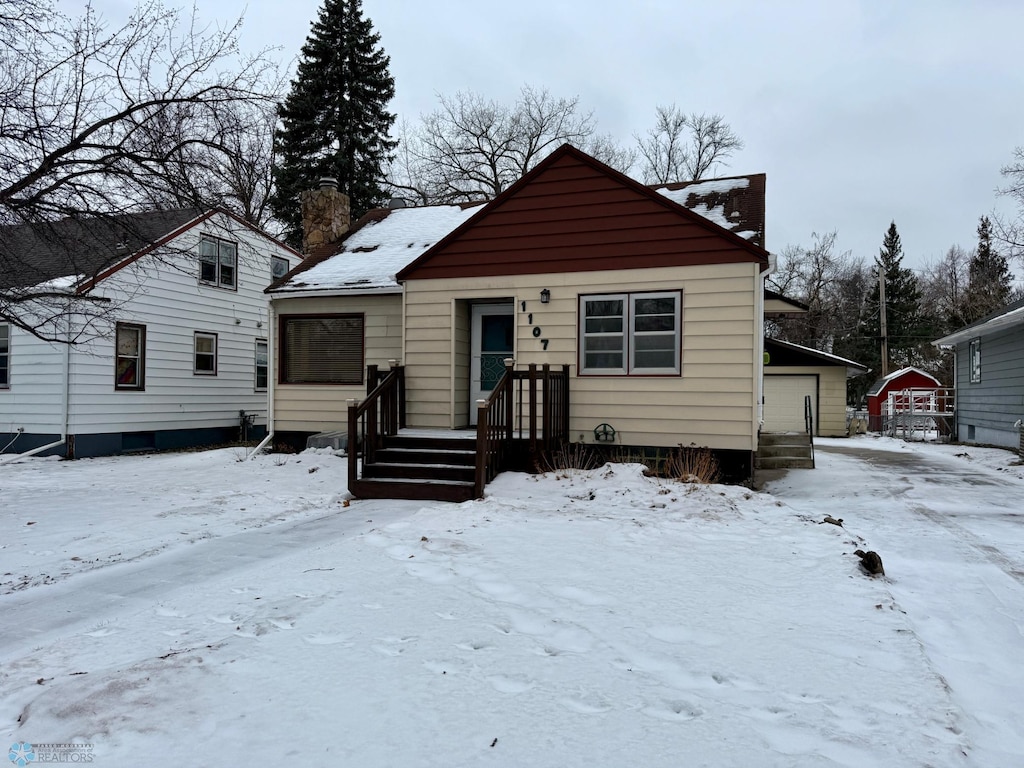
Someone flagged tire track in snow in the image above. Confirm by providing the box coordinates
[908,503,1024,585]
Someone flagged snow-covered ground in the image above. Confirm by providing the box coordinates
[2,436,1022,766]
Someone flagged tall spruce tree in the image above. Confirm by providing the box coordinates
[961,215,1012,323]
[271,0,396,247]
[850,222,931,401]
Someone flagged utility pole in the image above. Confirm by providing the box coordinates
[879,269,888,378]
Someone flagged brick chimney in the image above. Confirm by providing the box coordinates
[300,178,351,255]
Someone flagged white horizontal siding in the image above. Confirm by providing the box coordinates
[5,213,300,437]
[0,329,66,432]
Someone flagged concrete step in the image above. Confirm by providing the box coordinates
[755,456,815,470]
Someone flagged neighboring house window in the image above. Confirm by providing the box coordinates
[280,314,364,384]
[271,256,289,280]
[199,236,237,289]
[0,323,9,389]
[115,323,146,390]
[969,338,981,383]
[255,339,268,391]
[194,332,218,375]
[579,291,682,375]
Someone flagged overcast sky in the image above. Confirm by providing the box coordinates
[85,0,1024,273]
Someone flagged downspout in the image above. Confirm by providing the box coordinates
[247,299,276,460]
[757,253,776,435]
[0,320,71,465]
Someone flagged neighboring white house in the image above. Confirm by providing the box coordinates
[0,209,301,458]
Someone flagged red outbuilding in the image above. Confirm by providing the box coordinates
[865,367,944,432]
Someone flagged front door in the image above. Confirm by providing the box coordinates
[469,303,514,425]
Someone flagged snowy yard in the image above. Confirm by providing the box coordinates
[2,437,1022,766]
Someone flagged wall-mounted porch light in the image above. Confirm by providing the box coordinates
[540,288,551,304]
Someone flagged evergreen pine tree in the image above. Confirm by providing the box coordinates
[851,222,930,400]
[961,215,1012,323]
[270,0,396,247]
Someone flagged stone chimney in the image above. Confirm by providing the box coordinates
[300,178,351,254]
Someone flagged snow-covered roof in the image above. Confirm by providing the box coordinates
[651,174,765,246]
[272,169,766,297]
[271,204,482,295]
[865,367,942,397]
[933,297,1024,346]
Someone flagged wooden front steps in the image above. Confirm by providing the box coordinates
[755,432,814,470]
[350,433,479,503]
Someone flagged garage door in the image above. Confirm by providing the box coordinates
[763,375,817,433]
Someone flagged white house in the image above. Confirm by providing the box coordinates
[0,209,301,458]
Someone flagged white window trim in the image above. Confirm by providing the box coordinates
[194,331,218,376]
[579,290,682,376]
[969,338,981,383]
[255,338,268,391]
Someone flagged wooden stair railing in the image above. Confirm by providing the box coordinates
[474,362,571,497]
[474,361,515,497]
[348,364,405,491]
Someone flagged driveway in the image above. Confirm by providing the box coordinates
[763,438,1024,762]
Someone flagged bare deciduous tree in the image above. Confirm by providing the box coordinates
[636,105,743,183]
[387,86,632,205]
[920,244,971,331]
[767,231,867,354]
[995,146,1024,263]
[0,0,280,341]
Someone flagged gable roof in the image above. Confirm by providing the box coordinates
[933,296,1024,346]
[397,144,769,282]
[764,337,867,376]
[1,209,301,294]
[865,367,942,397]
[271,144,769,297]
[0,210,202,291]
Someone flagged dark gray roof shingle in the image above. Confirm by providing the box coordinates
[0,209,202,290]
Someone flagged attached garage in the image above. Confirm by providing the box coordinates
[763,374,817,432]
[762,339,867,437]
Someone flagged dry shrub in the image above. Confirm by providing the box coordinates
[606,446,656,471]
[536,442,601,476]
[664,445,720,484]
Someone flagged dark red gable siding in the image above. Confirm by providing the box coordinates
[397,145,769,282]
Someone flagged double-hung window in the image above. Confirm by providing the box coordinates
[0,323,9,388]
[115,323,146,390]
[199,236,237,289]
[194,332,218,375]
[280,314,364,385]
[255,339,268,391]
[969,338,981,383]
[580,291,681,375]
